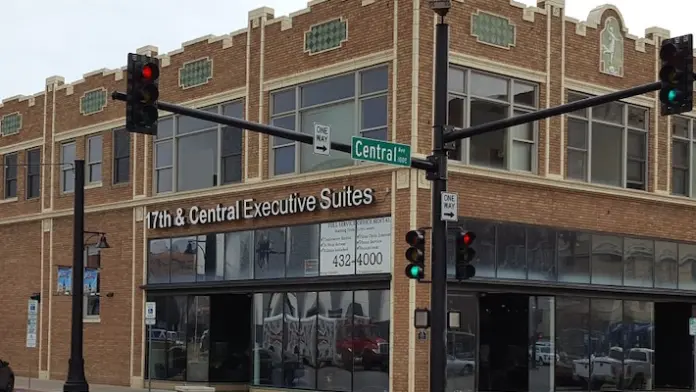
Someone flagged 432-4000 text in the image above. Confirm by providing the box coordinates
[332,252,384,267]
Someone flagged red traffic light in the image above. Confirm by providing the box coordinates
[141,63,159,81]
[459,231,476,246]
[405,229,425,246]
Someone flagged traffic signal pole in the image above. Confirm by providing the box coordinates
[428,11,450,392]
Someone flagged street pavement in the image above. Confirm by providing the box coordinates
[13,377,170,392]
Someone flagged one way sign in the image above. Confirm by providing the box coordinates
[440,192,458,222]
[314,123,331,156]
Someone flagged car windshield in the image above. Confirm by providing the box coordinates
[538,347,550,353]
[352,324,379,339]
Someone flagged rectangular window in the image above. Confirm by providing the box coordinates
[113,128,130,184]
[4,152,17,199]
[61,142,76,193]
[270,66,389,175]
[566,91,649,190]
[671,116,696,196]
[26,148,40,199]
[83,246,101,319]
[447,67,538,172]
[87,135,102,183]
[153,100,244,193]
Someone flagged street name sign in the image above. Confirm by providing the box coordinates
[351,136,411,167]
[440,192,458,222]
[314,123,330,156]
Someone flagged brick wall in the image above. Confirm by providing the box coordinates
[0,0,687,390]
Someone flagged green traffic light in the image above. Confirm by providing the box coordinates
[668,89,678,102]
[406,264,423,279]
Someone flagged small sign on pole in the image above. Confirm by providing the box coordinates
[440,191,458,222]
[26,299,39,348]
[145,302,156,326]
[689,317,696,336]
[314,123,331,156]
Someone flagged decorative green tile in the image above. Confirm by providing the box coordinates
[80,88,107,116]
[179,57,213,89]
[304,18,348,55]
[471,11,516,49]
[0,113,22,136]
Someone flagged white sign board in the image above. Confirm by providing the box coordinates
[146,318,156,326]
[320,217,392,276]
[690,317,696,336]
[145,302,157,321]
[440,192,458,222]
[26,299,38,348]
[313,123,331,156]
[355,217,392,274]
[320,220,357,275]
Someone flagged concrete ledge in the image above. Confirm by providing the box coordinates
[175,386,215,392]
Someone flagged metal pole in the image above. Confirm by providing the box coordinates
[148,325,152,392]
[64,159,88,392]
[430,14,450,392]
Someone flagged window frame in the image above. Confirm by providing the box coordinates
[671,115,695,197]
[447,66,540,173]
[26,148,40,199]
[4,152,18,199]
[61,141,76,193]
[269,65,389,176]
[83,246,101,320]
[113,128,130,184]
[153,100,244,194]
[566,91,649,190]
[86,134,103,184]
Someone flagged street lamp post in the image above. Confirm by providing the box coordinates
[64,160,88,392]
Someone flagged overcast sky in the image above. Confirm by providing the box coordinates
[1,0,691,99]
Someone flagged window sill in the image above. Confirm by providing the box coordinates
[85,182,102,189]
[0,197,18,204]
[83,317,100,323]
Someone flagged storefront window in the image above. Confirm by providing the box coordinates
[171,236,197,283]
[255,227,287,279]
[654,241,678,289]
[186,296,211,381]
[252,289,390,392]
[558,231,590,284]
[148,238,171,284]
[145,295,188,381]
[147,217,392,283]
[555,297,590,391]
[446,295,477,392]
[287,225,320,278]
[527,227,556,281]
[224,231,254,280]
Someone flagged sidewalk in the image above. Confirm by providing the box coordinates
[14,377,170,392]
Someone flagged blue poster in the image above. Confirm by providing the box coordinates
[84,269,99,294]
[57,267,72,294]
[56,267,99,295]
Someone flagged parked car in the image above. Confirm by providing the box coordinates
[0,359,14,392]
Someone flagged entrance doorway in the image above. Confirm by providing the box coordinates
[208,294,253,383]
[478,293,529,392]
[654,301,692,390]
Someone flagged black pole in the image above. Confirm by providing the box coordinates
[64,159,88,392]
[444,81,662,143]
[112,91,436,171]
[430,14,450,392]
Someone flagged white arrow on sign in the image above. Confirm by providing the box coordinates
[313,123,331,156]
[440,191,458,222]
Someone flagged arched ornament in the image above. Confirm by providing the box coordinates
[599,16,624,77]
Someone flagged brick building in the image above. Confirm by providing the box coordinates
[0,0,694,391]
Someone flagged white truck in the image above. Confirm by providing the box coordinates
[572,347,653,389]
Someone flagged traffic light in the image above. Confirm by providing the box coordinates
[405,229,426,280]
[455,230,476,280]
[126,53,160,135]
[659,34,693,116]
